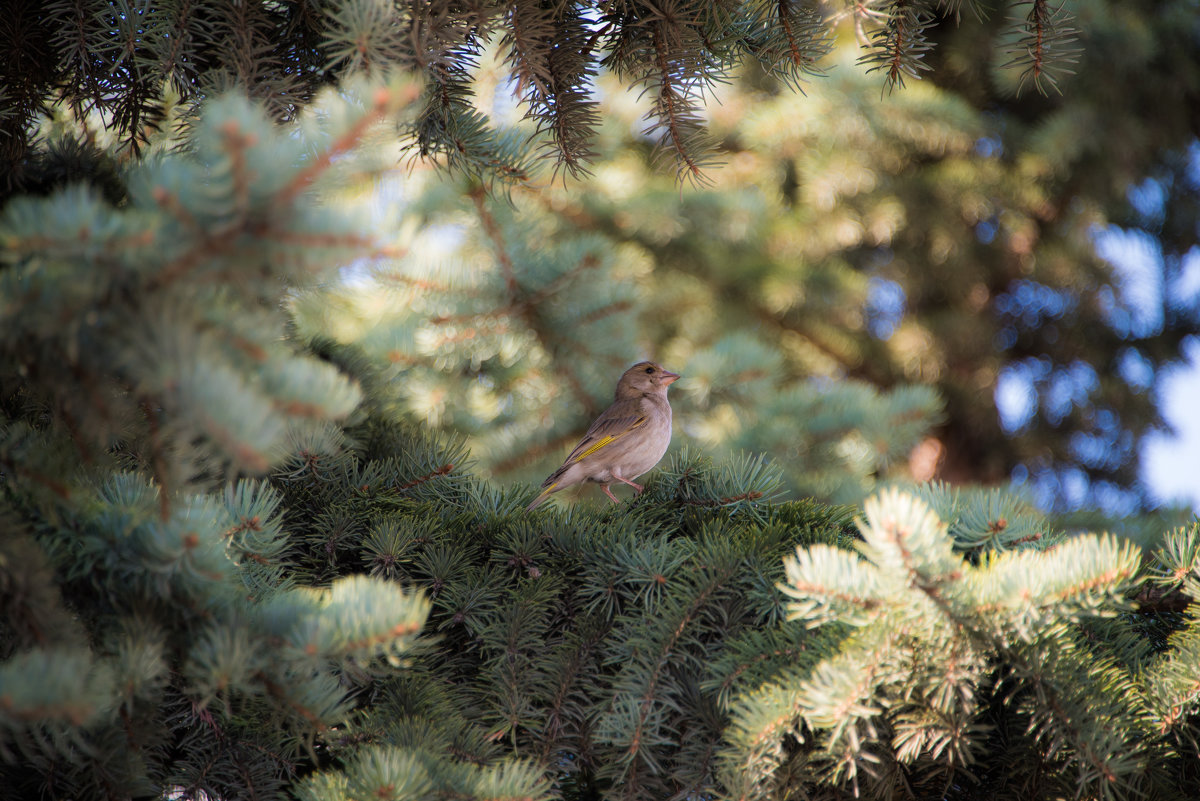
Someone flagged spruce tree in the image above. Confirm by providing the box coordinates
[5,3,1200,801]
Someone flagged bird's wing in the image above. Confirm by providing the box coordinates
[538,399,647,488]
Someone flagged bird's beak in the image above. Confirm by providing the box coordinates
[662,370,681,385]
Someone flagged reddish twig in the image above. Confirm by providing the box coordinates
[276,85,418,206]
[469,186,520,296]
[679,491,765,507]
[397,463,454,491]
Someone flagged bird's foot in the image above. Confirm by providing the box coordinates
[614,476,644,493]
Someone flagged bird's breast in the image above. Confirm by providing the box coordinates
[611,400,672,480]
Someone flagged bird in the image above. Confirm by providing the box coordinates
[526,361,680,511]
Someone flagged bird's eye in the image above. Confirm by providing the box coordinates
[644,367,654,374]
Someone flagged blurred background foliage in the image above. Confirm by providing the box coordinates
[5,2,1200,797]
[292,2,1200,515]
[3,0,1198,516]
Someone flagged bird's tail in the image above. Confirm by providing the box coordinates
[526,481,559,511]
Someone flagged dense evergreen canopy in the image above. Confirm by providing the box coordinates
[2,2,1200,800]
[5,0,1087,189]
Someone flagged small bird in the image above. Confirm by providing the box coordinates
[527,361,680,510]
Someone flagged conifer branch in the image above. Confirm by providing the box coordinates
[524,253,602,307]
[521,3,600,177]
[396,463,455,491]
[220,120,254,220]
[140,399,172,522]
[145,216,235,293]
[1002,0,1080,95]
[379,273,456,293]
[717,647,815,696]
[650,23,705,183]
[466,189,600,414]
[858,0,934,91]
[278,85,418,206]
[679,490,766,507]
[157,0,202,95]
[505,0,553,102]
[538,629,606,765]
[0,455,72,500]
[779,0,805,66]
[257,672,327,729]
[469,186,520,297]
[338,620,424,653]
[57,404,93,466]
[152,185,202,234]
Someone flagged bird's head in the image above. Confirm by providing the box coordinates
[615,361,680,399]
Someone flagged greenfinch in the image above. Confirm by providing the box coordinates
[526,362,680,510]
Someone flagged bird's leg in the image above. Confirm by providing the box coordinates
[612,475,644,494]
[601,484,621,504]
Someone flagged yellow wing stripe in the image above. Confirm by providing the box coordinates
[573,436,615,462]
[570,416,647,463]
